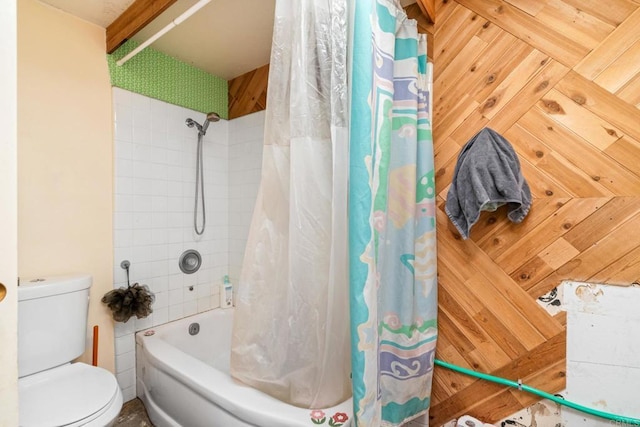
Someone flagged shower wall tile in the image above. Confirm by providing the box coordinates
[112,88,229,400]
[113,90,264,403]
[228,111,265,283]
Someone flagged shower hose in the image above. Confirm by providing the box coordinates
[435,358,640,425]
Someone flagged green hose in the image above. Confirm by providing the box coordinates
[434,358,640,425]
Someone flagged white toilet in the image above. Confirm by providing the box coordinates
[18,274,123,426]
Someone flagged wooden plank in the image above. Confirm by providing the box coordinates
[434,0,459,33]
[538,89,622,151]
[506,123,614,197]
[506,124,614,197]
[475,17,504,44]
[459,248,564,341]
[454,325,513,372]
[535,0,615,50]
[438,308,487,368]
[536,152,613,197]
[449,111,491,146]
[563,197,640,251]
[433,35,489,113]
[106,0,177,53]
[486,60,569,134]
[594,39,640,93]
[616,72,640,107]
[438,260,485,314]
[228,64,269,119]
[469,40,533,104]
[433,5,485,68]
[430,331,566,426]
[478,50,551,119]
[503,123,549,166]
[429,370,509,425]
[519,108,640,195]
[463,209,512,244]
[529,211,640,294]
[494,197,609,273]
[467,388,523,423]
[405,3,434,35]
[605,137,640,179]
[478,197,570,258]
[432,343,478,401]
[433,95,480,142]
[555,70,640,144]
[561,0,639,27]
[574,8,640,80]
[473,308,529,359]
[433,137,460,190]
[491,330,566,382]
[437,222,548,350]
[438,213,562,343]
[510,256,554,292]
[445,39,533,143]
[517,155,573,199]
[456,0,590,67]
[416,0,436,24]
[504,0,547,16]
[590,244,640,284]
[537,237,580,270]
[509,359,566,408]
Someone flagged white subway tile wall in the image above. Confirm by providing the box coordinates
[112,88,265,401]
[228,111,265,283]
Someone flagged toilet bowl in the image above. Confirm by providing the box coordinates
[19,363,123,427]
[18,274,123,426]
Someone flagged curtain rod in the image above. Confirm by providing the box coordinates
[116,0,212,67]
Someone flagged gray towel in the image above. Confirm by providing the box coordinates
[445,128,531,239]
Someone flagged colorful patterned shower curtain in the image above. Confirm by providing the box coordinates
[349,0,438,425]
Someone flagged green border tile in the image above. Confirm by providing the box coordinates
[108,40,228,119]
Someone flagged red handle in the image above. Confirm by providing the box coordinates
[92,325,99,366]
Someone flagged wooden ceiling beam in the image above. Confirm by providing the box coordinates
[106,0,177,54]
[415,0,436,24]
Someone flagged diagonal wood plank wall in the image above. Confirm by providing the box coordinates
[228,63,269,120]
[430,0,640,423]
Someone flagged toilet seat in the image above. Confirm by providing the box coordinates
[19,362,121,427]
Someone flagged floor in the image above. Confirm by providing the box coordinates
[115,398,154,427]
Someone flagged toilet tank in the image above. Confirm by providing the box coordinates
[18,274,92,377]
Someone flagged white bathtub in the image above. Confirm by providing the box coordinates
[136,308,352,427]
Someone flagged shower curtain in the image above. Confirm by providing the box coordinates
[230,0,351,409]
[349,0,438,426]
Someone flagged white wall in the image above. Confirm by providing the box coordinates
[18,0,115,373]
[112,88,230,400]
[0,0,18,423]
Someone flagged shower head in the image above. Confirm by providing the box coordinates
[206,112,221,122]
[201,112,220,135]
[185,112,220,136]
[185,118,201,131]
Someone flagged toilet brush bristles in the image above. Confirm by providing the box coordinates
[102,283,155,323]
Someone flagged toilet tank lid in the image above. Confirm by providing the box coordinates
[18,274,92,301]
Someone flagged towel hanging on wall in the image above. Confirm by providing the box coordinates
[445,127,531,239]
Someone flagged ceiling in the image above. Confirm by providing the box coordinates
[38,0,275,80]
[38,0,418,80]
